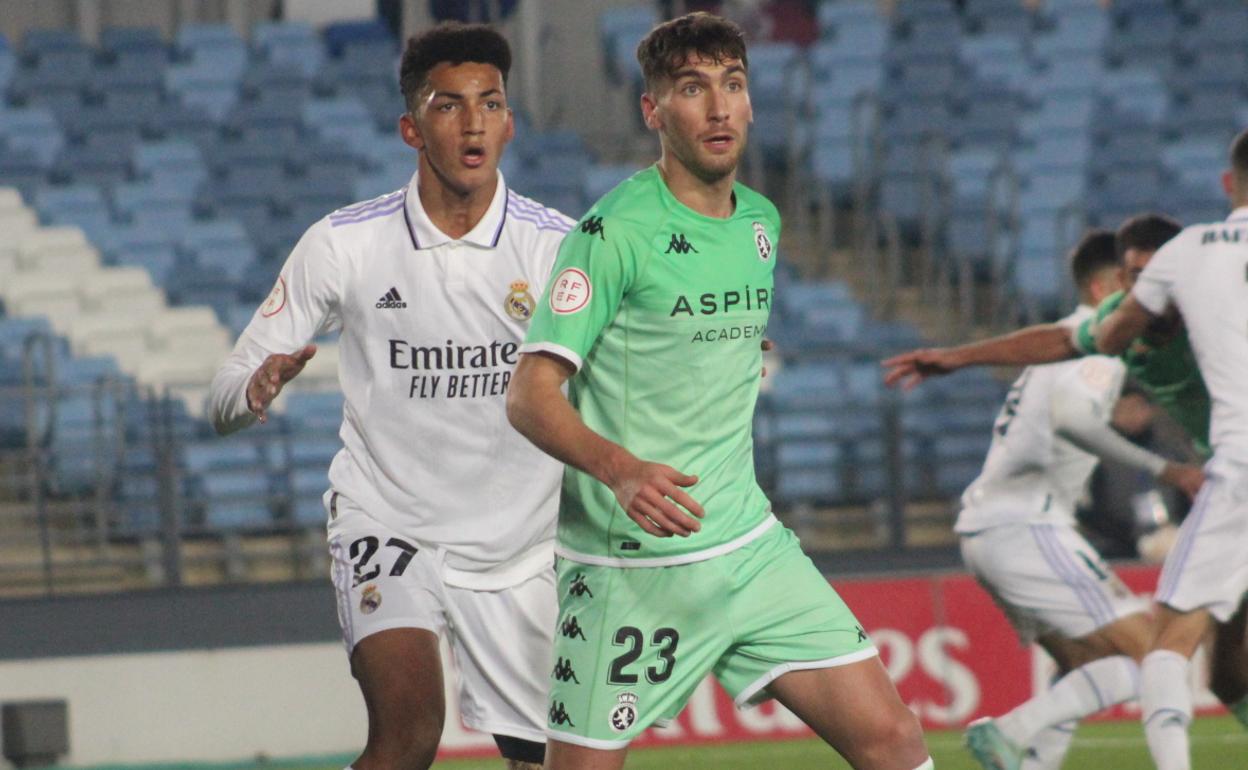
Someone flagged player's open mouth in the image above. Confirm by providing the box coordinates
[462,147,486,167]
[703,134,735,152]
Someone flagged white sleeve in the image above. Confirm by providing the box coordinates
[1050,358,1167,476]
[207,219,344,435]
[1132,236,1184,315]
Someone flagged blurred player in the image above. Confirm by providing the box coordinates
[881,210,1248,737]
[507,13,932,770]
[208,24,571,770]
[884,214,1208,457]
[954,231,1204,770]
[1090,128,1248,770]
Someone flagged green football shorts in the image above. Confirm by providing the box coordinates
[545,522,877,749]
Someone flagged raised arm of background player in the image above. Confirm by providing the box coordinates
[507,352,704,538]
[881,321,1079,390]
[1051,359,1205,499]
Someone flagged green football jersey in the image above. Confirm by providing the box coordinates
[1073,290,1211,456]
[521,166,779,564]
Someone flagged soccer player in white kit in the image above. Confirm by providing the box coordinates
[1093,128,1248,770]
[954,232,1205,770]
[207,24,572,770]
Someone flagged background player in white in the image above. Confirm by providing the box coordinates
[208,24,572,770]
[953,231,1204,770]
[1093,128,1248,770]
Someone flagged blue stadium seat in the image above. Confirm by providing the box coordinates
[816,0,881,38]
[323,20,395,57]
[599,6,658,86]
[0,106,63,166]
[198,468,275,530]
[22,28,86,53]
[286,392,344,432]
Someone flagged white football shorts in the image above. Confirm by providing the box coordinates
[960,522,1148,643]
[1155,456,1248,623]
[327,492,556,743]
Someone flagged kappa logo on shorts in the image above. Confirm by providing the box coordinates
[359,584,382,614]
[568,573,593,598]
[856,625,867,643]
[609,692,638,733]
[549,701,575,727]
[561,615,587,640]
[552,657,580,683]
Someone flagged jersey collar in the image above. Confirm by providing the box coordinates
[402,170,509,251]
[1226,206,1248,223]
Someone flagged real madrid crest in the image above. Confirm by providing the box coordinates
[504,279,536,321]
[609,692,638,733]
[360,584,382,614]
[752,221,773,262]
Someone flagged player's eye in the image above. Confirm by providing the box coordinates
[681,83,701,96]
[485,100,501,110]
[436,102,456,112]
[726,79,745,92]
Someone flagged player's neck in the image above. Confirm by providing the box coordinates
[656,155,736,219]
[416,163,497,240]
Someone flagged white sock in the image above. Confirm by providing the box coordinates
[1141,649,1193,770]
[1020,719,1077,770]
[910,759,934,770]
[997,655,1138,747]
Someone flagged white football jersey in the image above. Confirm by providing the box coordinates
[955,306,1127,533]
[209,172,574,587]
[1134,208,1248,464]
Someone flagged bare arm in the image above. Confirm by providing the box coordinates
[506,352,704,538]
[1094,293,1155,356]
[882,323,1078,389]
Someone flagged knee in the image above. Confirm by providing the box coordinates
[365,710,444,770]
[856,709,927,768]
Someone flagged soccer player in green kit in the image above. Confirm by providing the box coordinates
[507,12,932,770]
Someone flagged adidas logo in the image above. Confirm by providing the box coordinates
[376,287,407,309]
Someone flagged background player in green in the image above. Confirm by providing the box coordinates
[507,13,932,770]
[883,214,1211,456]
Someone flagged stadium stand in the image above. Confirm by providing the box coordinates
[0,1,1242,593]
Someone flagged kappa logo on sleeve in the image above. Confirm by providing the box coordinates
[261,276,287,317]
[550,267,592,314]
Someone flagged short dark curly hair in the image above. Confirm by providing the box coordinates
[399,23,511,113]
[636,12,747,93]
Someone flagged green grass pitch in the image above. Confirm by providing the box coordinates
[185,715,1242,770]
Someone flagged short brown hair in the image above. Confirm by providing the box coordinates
[399,23,511,113]
[635,12,747,92]
[1068,230,1117,291]
[1230,128,1248,182]
[1116,213,1182,260]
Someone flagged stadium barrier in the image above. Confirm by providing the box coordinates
[0,564,1224,766]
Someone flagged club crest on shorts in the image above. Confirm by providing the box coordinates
[609,692,638,732]
[752,221,773,262]
[504,279,536,321]
[359,584,382,614]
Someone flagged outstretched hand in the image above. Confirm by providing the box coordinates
[608,457,705,538]
[881,347,961,390]
[247,344,317,423]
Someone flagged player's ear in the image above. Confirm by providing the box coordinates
[504,107,515,144]
[1222,169,1235,198]
[400,112,424,152]
[641,91,661,131]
